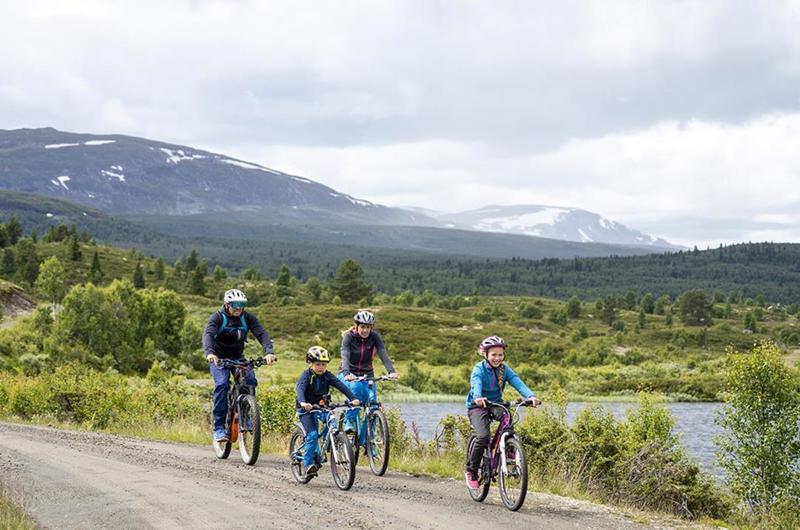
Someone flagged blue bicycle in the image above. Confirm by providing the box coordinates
[345,374,395,476]
[289,402,358,490]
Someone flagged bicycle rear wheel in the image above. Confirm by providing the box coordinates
[238,394,261,465]
[329,431,356,491]
[498,437,528,511]
[466,435,490,502]
[367,409,390,476]
[289,429,312,484]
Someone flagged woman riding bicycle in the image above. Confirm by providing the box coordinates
[338,310,398,437]
[203,288,277,443]
[465,335,540,490]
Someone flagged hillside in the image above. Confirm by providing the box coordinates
[1,230,799,401]
[0,127,431,225]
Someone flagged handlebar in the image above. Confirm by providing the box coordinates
[216,357,269,369]
[351,374,398,382]
[481,398,541,410]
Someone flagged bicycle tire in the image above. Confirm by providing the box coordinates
[212,410,232,459]
[330,431,356,491]
[498,437,528,511]
[288,429,312,484]
[367,409,390,476]
[238,394,261,465]
[466,435,490,502]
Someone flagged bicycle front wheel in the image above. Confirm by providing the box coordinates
[367,409,390,476]
[289,429,311,484]
[329,431,356,491]
[238,394,261,465]
[498,437,528,511]
[466,435,490,502]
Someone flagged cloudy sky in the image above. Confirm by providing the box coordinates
[2,0,800,247]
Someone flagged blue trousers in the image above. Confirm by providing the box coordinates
[299,411,327,466]
[338,376,378,445]
[209,360,257,431]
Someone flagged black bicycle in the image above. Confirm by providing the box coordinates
[466,399,537,511]
[289,402,358,490]
[212,357,266,465]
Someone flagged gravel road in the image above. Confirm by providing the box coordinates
[0,422,687,529]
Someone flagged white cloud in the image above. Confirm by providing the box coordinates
[3,1,800,247]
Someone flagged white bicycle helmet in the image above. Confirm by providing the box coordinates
[353,310,375,325]
[223,288,247,304]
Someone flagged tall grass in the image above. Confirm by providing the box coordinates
[0,483,37,530]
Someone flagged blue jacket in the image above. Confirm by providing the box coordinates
[339,329,395,377]
[466,360,535,409]
[296,368,357,411]
[202,308,273,359]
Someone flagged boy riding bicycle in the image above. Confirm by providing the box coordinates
[465,335,541,490]
[297,346,360,477]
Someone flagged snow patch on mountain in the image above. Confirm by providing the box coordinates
[45,143,80,149]
[475,208,570,233]
[101,169,125,182]
[160,148,207,164]
[52,175,71,190]
[84,140,116,146]
[219,158,280,174]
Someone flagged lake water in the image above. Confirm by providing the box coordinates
[387,401,723,476]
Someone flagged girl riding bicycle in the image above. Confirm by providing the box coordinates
[465,335,540,490]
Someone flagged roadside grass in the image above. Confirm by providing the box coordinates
[0,483,37,530]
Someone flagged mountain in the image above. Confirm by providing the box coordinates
[0,127,676,252]
[0,127,433,226]
[414,205,681,250]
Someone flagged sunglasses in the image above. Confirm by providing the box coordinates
[229,302,246,309]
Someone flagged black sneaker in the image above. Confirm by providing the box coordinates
[305,464,320,477]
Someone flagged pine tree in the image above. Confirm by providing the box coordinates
[566,296,581,318]
[132,262,145,289]
[154,257,165,281]
[329,259,372,303]
[189,265,206,296]
[89,251,104,284]
[5,217,22,245]
[185,249,198,271]
[304,277,321,301]
[213,265,226,281]
[1,247,15,276]
[276,264,292,297]
[0,224,7,248]
[69,235,82,261]
[15,239,39,285]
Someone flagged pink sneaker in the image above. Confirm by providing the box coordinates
[465,470,480,490]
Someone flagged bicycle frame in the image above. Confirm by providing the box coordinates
[219,358,262,438]
[485,404,515,478]
[298,404,349,464]
[348,375,391,442]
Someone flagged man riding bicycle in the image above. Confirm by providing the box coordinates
[203,288,277,443]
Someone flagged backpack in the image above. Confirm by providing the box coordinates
[214,310,249,342]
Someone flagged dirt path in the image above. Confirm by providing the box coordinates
[0,422,686,529]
